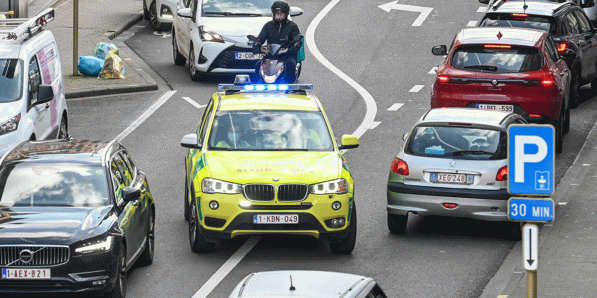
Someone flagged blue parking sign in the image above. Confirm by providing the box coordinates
[508,125,555,196]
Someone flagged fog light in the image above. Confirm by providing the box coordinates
[331,201,341,210]
[209,200,219,210]
[239,201,251,208]
[331,219,339,227]
[92,279,107,285]
[337,218,345,227]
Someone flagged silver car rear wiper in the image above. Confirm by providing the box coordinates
[463,65,498,72]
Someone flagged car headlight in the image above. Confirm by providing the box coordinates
[199,26,224,43]
[202,178,242,194]
[160,5,173,18]
[0,113,21,136]
[75,236,114,254]
[310,179,348,194]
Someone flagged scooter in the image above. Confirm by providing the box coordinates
[247,34,302,84]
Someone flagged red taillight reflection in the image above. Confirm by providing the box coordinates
[511,13,528,20]
[391,158,409,176]
[496,166,508,181]
[556,42,567,53]
[541,80,554,87]
[528,114,541,118]
[437,76,450,83]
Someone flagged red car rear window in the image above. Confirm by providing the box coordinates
[450,45,543,73]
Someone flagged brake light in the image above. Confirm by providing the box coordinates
[437,76,450,83]
[496,166,508,181]
[511,13,528,20]
[528,114,541,118]
[484,44,511,49]
[556,42,568,53]
[541,79,554,87]
[391,158,409,176]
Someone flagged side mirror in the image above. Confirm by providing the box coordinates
[402,133,409,142]
[432,45,447,56]
[36,85,54,104]
[177,7,192,18]
[338,135,359,150]
[479,0,490,4]
[181,133,201,149]
[563,48,576,60]
[247,35,258,42]
[122,187,141,203]
[289,7,303,17]
[580,0,595,8]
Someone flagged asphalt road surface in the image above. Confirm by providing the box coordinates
[63,0,597,297]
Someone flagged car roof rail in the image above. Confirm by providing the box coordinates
[0,8,54,42]
[0,140,29,165]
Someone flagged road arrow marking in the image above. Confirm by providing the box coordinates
[378,1,433,26]
[182,97,206,109]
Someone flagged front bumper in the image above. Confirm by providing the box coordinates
[387,182,509,221]
[195,43,259,74]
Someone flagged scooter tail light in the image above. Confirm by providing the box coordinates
[391,158,409,176]
[496,166,508,181]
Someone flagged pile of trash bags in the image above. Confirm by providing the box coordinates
[78,42,126,79]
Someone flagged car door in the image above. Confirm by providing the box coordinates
[574,9,597,79]
[119,150,151,242]
[27,54,51,140]
[564,10,591,78]
[545,36,570,107]
[179,0,196,58]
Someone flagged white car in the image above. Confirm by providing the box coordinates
[228,271,388,298]
[143,0,177,31]
[171,0,303,81]
[0,9,68,157]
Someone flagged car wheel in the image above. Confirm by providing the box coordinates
[569,70,580,109]
[172,31,186,66]
[108,245,127,298]
[184,178,190,221]
[149,1,164,31]
[57,116,67,139]
[189,200,214,252]
[564,108,570,135]
[329,203,357,254]
[137,209,155,266]
[506,222,522,241]
[189,47,203,82]
[143,0,149,20]
[387,213,408,234]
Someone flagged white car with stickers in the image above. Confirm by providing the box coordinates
[0,9,68,157]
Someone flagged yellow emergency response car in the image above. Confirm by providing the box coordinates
[180,77,359,254]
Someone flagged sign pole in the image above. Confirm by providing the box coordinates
[73,0,79,76]
[527,270,537,298]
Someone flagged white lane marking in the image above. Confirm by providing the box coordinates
[192,236,261,298]
[477,6,487,13]
[409,85,424,93]
[428,67,437,74]
[307,0,377,139]
[183,97,207,109]
[114,90,177,142]
[378,1,433,27]
[387,103,404,111]
[369,121,381,129]
[467,20,478,27]
[153,31,172,38]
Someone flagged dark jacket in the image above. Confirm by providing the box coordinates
[254,20,302,53]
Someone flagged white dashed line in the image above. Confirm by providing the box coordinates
[428,67,437,74]
[182,97,206,109]
[387,103,404,111]
[477,6,487,13]
[113,90,177,142]
[467,20,478,27]
[409,85,424,93]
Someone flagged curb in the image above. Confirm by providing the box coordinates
[64,83,159,99]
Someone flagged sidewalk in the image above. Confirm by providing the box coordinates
[40,0,158,98]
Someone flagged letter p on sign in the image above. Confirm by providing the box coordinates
[508,125,554,196]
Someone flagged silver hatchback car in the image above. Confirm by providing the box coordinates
[387,108,528,235]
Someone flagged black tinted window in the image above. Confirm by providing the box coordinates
[451,45,543,73]
[480,14,557,34]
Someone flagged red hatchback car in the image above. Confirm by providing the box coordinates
[431,27,571,152]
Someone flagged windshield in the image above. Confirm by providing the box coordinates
[0,163,110,207]
[208,110,334,151]
[406,125,506,160]
[202,0,276,16]
[0,59,24,103]
[480,14,557,34]
[451,45,543,73]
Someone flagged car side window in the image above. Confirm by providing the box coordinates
[198,100,214,143]
[565,12,580,34]
[28,56,42,105]
[366,285,387,298]
[110,161,126,203]
[118,151,136,183]
[545,37,560,62]
[574,10,592,33]
[113,152,133,186]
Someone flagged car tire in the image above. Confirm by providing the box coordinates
[189,47,204,82]
[57,116,68,139]
[137,209,155,267]
[189,200,214,253]
[143,0,149,20]
[329,203,357,254]
[184,178,190,221]
[569,70,580,109]
[506,222,522,241]
[387,213,408,234]
[173,30,186,66]
[108,245,127,298]
[149,1,164,31]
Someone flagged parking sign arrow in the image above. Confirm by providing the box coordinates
[523,224,539,271]
[378,1,433,26]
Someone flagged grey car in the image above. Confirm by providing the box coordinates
[386,108,528,236]
[228,270,387,298]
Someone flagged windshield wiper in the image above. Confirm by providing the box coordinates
[463,65,498,72]
[450,150,494,156]
[204,11,263,16]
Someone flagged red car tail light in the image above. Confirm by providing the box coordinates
[556,42,568,53]
[528,114,541,118]
[437,76,450,83]
[541,79,554,87]
[484,44,512,49]
[496,166,508,181]
[391,158,409,176]
[511,13,528,20]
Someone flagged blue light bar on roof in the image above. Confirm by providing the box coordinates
[218,84,313,92]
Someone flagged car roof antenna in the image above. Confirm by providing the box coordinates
[523,0,528,10]
[289,275,296,291]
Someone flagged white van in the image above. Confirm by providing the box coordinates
[0,8,67,157]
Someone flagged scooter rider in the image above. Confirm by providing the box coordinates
[252,0,302,83]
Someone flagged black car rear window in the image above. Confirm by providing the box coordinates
[451,45,543,73]
[480,13,557,34]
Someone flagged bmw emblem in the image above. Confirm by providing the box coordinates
[19,249,33,264]
[491,79,499,86]
[273,178,280,182]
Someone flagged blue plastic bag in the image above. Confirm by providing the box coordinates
[94,42,118,60]
[78,56,104,77]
